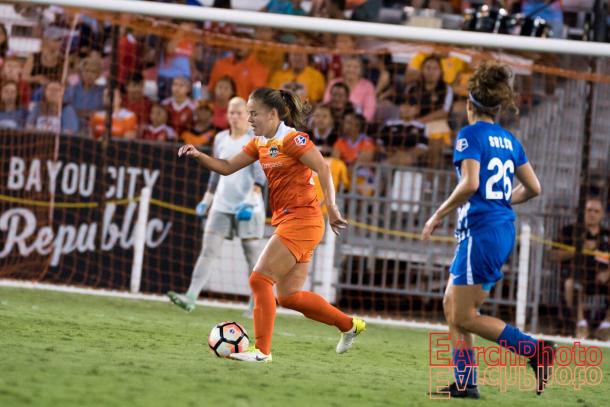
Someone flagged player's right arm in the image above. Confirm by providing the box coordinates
[511,163,541,205]
[421,158,480,240]
[178,144,256,176]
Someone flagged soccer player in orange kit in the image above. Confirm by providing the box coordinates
[178,87,365,362]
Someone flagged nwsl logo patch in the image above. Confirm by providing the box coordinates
[456,138,468,152]
[269,145,279,158]
[294,135,307,146]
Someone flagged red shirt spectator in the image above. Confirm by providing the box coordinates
[162,76,195,135]
[123,73,151,126]
[1,58,30,108]
[118,30,140,85]
[141,104,176,142]
[210,76,236,130]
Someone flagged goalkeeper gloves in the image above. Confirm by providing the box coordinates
[235,203,254,221]
[195,191,214,218]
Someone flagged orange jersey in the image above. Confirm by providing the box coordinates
[243,122,321,226]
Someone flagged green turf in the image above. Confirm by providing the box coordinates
[0,286,608,407]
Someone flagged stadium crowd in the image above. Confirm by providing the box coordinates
[0,1,520,175]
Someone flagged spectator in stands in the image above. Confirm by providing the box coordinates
[0,24,8,66]
[406,52,468,86]
[1,57,30,109]
[208,43,269,99]
[327,81,354,130]
[379,104,428,166]
[64,55,105,131]
[269,51,326,103]
[261,0,306,15]
[141,103,176,142]
[552,197,610,339]
[118,27,142,86]
[315,34,354,82]
[23,35,64,88]
[324,56,376,122]
[157,23,195,100]
[253,27,285,75]
[332,112,375,166]
[0,81,27,129]
[403,55,453,124]
[349,0,381,22]
[90,88,138,139]
[210,76,236,130]
[181,101,216,146]
[403,55,453,168]
[310,0,346,19]
[26,81,79,135]
[124,72,152,127]
[366,54,391,101]
[307,104,338,154]
[333,112,376,196]
[162,75,195,136]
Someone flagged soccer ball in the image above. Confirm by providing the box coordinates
[208,321,249,358]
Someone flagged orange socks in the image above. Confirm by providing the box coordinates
[279,291,353,332]
[249,272,276,355]
[249,273,354,355]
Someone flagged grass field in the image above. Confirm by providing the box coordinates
[1,286,609,407]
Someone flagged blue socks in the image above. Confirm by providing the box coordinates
[496,324,538,357]
[453,348,476,387]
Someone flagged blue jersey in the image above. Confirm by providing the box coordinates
[453,121,528,241]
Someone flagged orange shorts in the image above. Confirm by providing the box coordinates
[274,216,325,263]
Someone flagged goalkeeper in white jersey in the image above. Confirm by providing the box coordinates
[168,97,266,315]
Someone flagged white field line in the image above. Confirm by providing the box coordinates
[1,279,609,348]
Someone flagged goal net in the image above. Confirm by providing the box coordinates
[1,0,609,340]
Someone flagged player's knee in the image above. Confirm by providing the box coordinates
[249,271,273,290]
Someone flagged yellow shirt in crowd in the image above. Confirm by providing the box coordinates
[409,52,468,85]
[313,157,350,215]
[269,66,326,103]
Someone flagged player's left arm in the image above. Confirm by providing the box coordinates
[421,158,479,240]
[300,147,348,235]
[511,162,541,205]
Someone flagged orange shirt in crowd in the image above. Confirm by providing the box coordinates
[181,127,215,146]
[333,134,376,166]
[208,53,269,99]
[90,109,137,139]
[243,122,321,226]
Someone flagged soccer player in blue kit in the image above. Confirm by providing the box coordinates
[422,62,555,398]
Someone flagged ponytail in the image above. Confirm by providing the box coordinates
[250,87,311,130]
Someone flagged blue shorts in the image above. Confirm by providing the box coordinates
[449,223,515,289]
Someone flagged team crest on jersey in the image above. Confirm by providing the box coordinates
[294,135,307,146]
[269,145,279,158]
[456,138,468,152]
